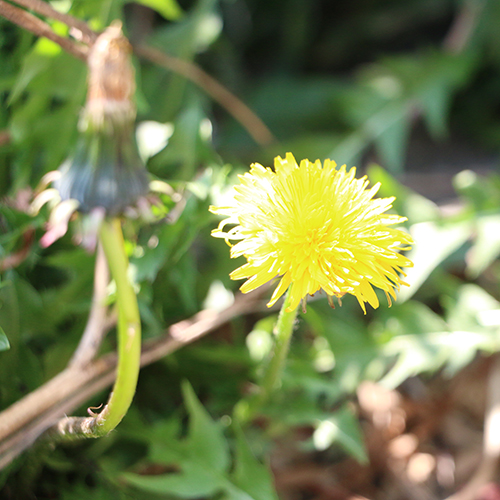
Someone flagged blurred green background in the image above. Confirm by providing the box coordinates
[2,0,500,498]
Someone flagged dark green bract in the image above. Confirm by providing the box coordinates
[55,124,149,215]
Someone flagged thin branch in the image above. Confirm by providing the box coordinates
[134,44,276,147]
[0,355,117,468]
[0,3,275,146]
[0,291,265,469]
[8,0,97,45]
[68,244,110,368]
[0,0,88,60]
[443,0,484,54]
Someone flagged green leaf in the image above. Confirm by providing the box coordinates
[416,51,475,139]
[126,460,222,497]
[454,170,500,213]
[441,285,500,375]
[8,50,50,105]
[327,131,367,169]
[135,0,183,20]
[305,301,377,393]
[380,300,450,338]
[181,380,230,472]
[378,301,451,388]
[313,406,368,464]
[419,83,451,138]
[0,326,9,351]
[139,381,229,497]
[231,424,279,500]
[466,214,500,278]
[367,164,440,224]
[372,104,410,173]
[125,389,229,497]
[124,382,274,500]
[446,284,500,332]
[381,332,447,389]
[149,101,207,180]
[376,296,500,386]
[398,220,472,302]
[60,482,128,500]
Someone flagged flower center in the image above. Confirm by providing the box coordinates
[290,225,334,264]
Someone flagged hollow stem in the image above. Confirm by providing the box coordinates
[56,218,141,438]
[95,218,141,432]
[236,290,298,424]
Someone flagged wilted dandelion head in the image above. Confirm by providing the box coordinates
[210,153,413,313]
[29,24,175,251]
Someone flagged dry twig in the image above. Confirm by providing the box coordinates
[0,0,88,60]
[9,0,97,44]
[133,44,276,146]
[1,0,275,146]
[443,0,484,54]
[68,244,111,368]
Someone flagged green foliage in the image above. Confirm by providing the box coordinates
[3,0,500,498]
[312,406,368,464]
[0,326,9,351]
[124,381,278,500]
[134,0,183,20]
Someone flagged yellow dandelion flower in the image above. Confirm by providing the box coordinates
[210,153,413,313]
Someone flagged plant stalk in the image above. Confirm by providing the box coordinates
[236,290,298,423]
[56,218,141,438]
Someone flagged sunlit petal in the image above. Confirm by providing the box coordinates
[211,153,414,313]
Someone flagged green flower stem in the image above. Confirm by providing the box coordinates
[95,218,141,433]
[236,290,298,424]
[56,218,141,439]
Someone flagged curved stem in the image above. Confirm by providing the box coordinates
[236,290,298,423]
[56,218,141,438]
[93,218,141,432]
